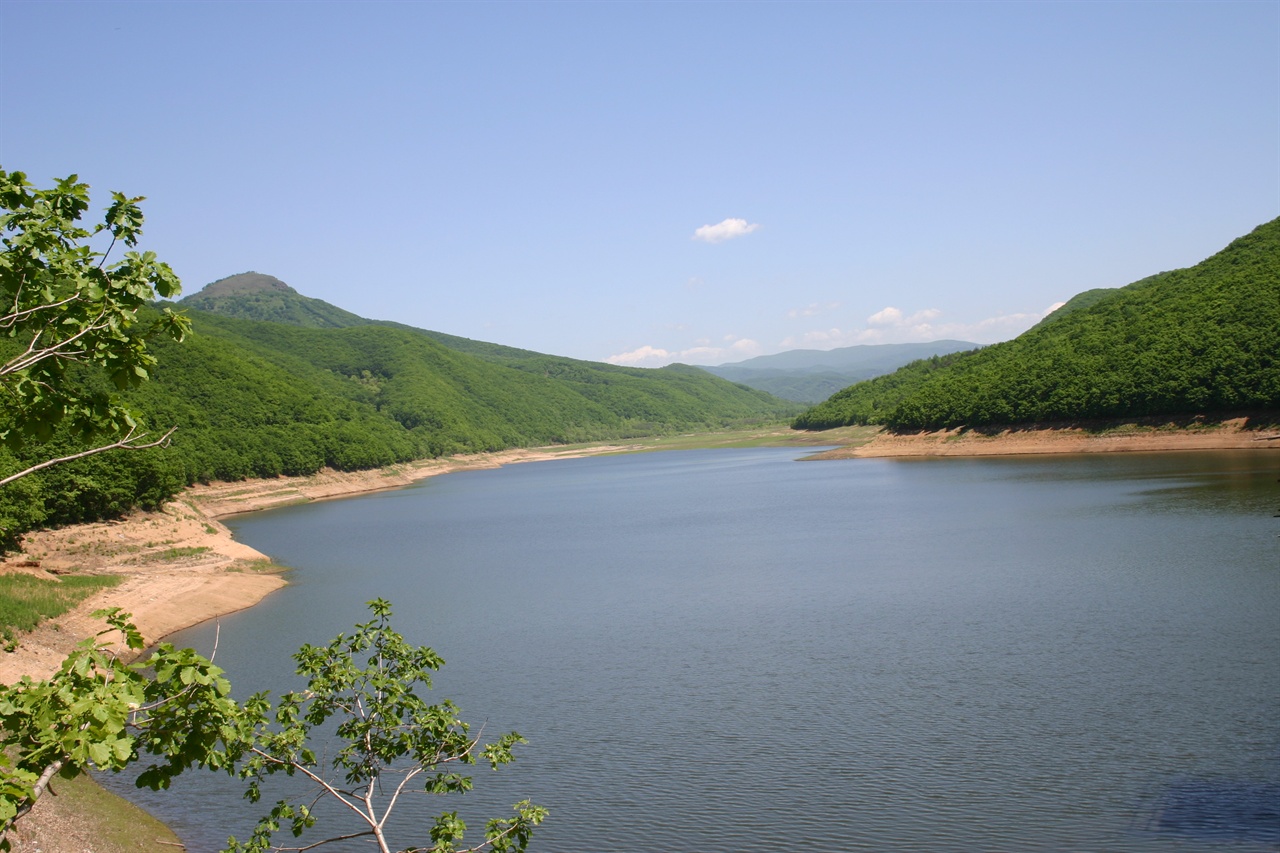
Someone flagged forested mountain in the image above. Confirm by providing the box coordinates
[0,280,794,545]
[794,218,1280,430]
[179,272,371,328]
[703,340,979,402]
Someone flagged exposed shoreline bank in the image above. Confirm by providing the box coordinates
[810,415,1280,459]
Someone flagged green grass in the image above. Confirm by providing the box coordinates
[22,772,182,852]
[145,545,212,561]
[0,573,122,639]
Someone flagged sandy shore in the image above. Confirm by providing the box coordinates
[0,444,633,684]
[812,416,1280,459]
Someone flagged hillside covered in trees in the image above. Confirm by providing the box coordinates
[0,276,794,545]
[794,217,1280,431]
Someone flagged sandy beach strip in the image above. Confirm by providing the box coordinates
[812,416,1280,459]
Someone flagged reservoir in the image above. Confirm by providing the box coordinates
[118,448,1280,851]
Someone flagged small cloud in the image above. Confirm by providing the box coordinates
[693,218,761,243]
[606,337,762,368]
[867,306,903,326]
[867,306,941,327]
[782,303,1061,351]
[606,345,671,366]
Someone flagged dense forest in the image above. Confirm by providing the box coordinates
[794,218,1280,431]
[0,278,795,546]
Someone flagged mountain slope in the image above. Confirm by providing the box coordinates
[0,279,796,544]
[795,218,1280,430]
[181,272,372,328]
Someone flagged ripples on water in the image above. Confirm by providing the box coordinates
[110,450,1280,852]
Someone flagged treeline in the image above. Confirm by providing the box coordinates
[795,217,1280,431]
[0,305,794,546]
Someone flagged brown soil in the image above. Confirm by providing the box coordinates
[810,416,1280,459]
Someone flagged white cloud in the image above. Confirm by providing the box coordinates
[606,345,671,366]
[867,306,903,326]
[692,218,761,243]
[606,337,762,368]
[867,306,942,327]
[781,304,1062,351]
[608,301,1065,369]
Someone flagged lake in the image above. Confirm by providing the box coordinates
[112,448,1280,852]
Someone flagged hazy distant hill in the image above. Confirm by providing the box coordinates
[794,218,1280,430]
[703,341,980,402]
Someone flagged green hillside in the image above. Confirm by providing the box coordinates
[794,218,1280,431]
[180,272,372,328]
[0,281,794,545]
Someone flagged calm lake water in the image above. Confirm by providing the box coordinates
[112,449,1280,852]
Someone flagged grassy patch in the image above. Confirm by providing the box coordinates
[22,772,182,852]
[143,545,211,562]
[0,573,122,638]
[228,558,281,573]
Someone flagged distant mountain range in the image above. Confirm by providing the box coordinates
[703,341,981,403]
[794,217,1280,430]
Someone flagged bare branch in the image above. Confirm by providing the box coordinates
[0,426,177,488]
[266,829,376,852]
[7,759,64,826]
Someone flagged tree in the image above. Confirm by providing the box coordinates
[0,169,191,487]
[0,609,245,847]
[0,603,545,853]
[228,599,546,853]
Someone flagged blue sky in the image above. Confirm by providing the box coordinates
[2,1,1276,367]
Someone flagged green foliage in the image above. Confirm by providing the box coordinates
[181,273,371,328]
[794,218,1280,431]
[228,599,545,853]
[0,573,121,639]
[0,169,189,451]
[0,609,244,845]
[0,300,794,544]
[0,603,544,853]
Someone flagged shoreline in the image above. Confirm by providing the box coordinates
[810,416,1280,459]
[3,419,1277,681]
[1,421,1277,850]
[0,443,636,684]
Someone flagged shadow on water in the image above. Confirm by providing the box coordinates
[1141,777,1280,846]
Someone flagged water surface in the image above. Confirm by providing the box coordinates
[114,449,1280,851]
